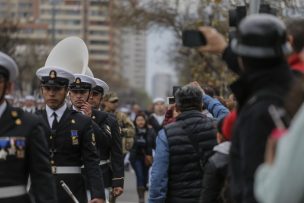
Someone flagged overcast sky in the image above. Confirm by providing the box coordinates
[146,28,177,96]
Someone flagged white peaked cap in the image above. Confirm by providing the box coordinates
[0,52,19,81]
[36,66,75,84]
[25,95,35,101]
[153,97,165,104]
[94,78,109,94]
[74,74,96,87]
[43,36,88,74]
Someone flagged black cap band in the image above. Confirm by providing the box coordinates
[69,82,92,90]
[41,76,69,86]
[93,86,104,95]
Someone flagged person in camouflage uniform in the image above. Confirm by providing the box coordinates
[103,92,135,155]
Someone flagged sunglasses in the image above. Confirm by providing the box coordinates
[41,85,65,92]
[110,100,119,103]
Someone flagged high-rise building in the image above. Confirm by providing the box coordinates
[0,0,122,78]
[152,73,173,99]
[39,0,122,75]
[121,28,147,90]
[0,0,48,42]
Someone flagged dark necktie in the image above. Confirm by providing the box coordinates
[52,112,59,130]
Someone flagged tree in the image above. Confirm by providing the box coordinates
[111,0,236,96]
[0,19,49,95]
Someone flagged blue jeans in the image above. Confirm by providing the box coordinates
[131,156,149,188]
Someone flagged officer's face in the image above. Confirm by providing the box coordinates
[41,85,67,110]
[69,89,90,109]
[88,90,103,109]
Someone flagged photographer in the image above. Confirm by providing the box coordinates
[199,14,294,203]
[148,85,217,203]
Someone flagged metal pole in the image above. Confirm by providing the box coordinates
[249,0,261,15]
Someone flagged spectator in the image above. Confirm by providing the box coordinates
[201,117,232,203]
[22,95,36,113]
[191,81,230,120]
[104,92,135,155]
[199,14,293,203]
[148,85,217,203]
[163,105,180,126]
[130,113,155,203]
[148,97,166,134]
[286,18,304,74]
[254,102,304,203]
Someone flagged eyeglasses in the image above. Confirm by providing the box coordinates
[41,85,65,92]
[70,89,89,95]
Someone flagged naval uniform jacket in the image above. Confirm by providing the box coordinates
[92,109,124,188]
[0,103,57,203]
[37,107,105,203]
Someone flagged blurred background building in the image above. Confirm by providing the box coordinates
[121,28,147,90]
[0,0,140,90]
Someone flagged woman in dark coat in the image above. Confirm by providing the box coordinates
[130,113,155,203]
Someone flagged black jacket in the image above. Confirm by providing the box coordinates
[0,104,57,203]
[164,110,217,203]
[91,109,124,188]
[201,142,231,203]
[130,127,155,159]
[229,63,293,203]
[37,107,105,203]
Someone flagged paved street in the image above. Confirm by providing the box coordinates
[117,170,148,203]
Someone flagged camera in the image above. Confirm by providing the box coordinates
[166,86,181,105]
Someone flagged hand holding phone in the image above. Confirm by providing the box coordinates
[182,30,207,48]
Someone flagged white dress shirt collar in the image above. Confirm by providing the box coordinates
[45,103,67,127]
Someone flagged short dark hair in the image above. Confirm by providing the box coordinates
[286,18,304,53]
[175,85,202,112]
[0,66,9,81]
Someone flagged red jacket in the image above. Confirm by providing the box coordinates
[288,53,304,73]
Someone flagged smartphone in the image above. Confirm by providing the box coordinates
[182,30,207,48]
[167,97,175,105]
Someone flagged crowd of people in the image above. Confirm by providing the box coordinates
[1,12,304,203]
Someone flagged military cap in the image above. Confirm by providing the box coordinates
[36,67,74,86]
[69,74,96,90]
[93,78,109,95]
[153,97,165,104]
[0,52,19,82]
[104,92,119,102]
